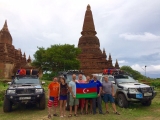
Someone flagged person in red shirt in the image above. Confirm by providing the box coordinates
[48,77,60,119]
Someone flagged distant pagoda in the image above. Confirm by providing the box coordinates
[0,20,31,79]
[78,5,120,76]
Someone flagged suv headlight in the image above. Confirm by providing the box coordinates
[129,88,138,93]
[35,89,43,93]
[7,90,16,94]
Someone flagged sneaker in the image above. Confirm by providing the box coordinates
[106,111,109,114]
[99,112,105,115]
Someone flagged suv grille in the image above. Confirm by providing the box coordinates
[137,87,152,93]
[16,89,35,94]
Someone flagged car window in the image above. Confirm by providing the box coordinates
[101,76,115,83]
[116,77,136,83]
[65,74,86,84]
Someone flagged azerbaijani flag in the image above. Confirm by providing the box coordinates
[76,83,97,98]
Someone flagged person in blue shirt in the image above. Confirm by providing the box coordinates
[90,75,104,115]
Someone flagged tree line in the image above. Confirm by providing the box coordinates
[32,44,145,80]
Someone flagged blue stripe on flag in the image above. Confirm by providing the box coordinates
[76,83,97,89]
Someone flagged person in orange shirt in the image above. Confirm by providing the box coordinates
[48,77,60,119]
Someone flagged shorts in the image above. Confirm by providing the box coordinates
[79,99,85,108]
[48,96,59,107]
[69,95,79,106]
[103,94,115,103]
[60,95,67,100]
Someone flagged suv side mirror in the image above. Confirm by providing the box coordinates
[7,82,11,85]
[42,81,45,85]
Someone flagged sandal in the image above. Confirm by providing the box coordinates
[60,115,63,118]
[106,111,109,114]
[74,114,78,117]
[85,111,88,114]
[48,114,51,119]
[80,112,83,115]
[114,112,120,115]
[68,114,72,117]
[53,114,58,116]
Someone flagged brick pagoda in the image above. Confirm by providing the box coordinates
[0,20,31,79]
[78,5,120,76]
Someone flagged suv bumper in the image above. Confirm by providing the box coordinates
[5,93,45,104]
[127,91,157,101]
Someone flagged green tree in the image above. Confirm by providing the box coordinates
[32,44,81,73]
[120,66,144,80]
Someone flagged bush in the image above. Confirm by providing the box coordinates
[151,80,160,88]
[41,72,58,80]
[0,82,7,106]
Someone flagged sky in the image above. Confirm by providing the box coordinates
[0,0,160,78]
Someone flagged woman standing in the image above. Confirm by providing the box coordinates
[59,77,68,117]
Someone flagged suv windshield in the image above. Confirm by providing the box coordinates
[65,74,86,84]
[115,76,136,84]
[13,77,40,84]
[101,76,115,83]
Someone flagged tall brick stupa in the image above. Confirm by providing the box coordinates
[0,20,31,79]
[78,5,120,75]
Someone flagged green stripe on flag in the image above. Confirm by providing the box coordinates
[76,93,97,98]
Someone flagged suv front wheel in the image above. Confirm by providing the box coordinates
[39,94,46,110]
[3,96,12,112]
[117,94,129,108]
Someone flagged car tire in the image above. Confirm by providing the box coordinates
[117,94,128,108]
[3,96,12,112]
[141,100,151,106]
[39,94,46,110]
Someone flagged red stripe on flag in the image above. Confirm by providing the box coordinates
[76,88,97,94]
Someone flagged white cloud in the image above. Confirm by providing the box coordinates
[131,64,160,74]
[119,32,160,41]
[118,60,128,64]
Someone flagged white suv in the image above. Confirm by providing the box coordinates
[98,73,157,108]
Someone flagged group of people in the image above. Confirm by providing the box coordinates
[47,74,120,119]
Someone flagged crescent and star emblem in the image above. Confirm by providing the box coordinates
[83,88,89,93]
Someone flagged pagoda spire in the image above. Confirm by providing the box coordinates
[81,4,97,36]
[27,55,31,63]
[23,52,26,58]
[102,48,107,58]
[109,53,112,60]
[2,20,9,32]
[115,59,120,69]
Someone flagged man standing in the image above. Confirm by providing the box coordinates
[68,74,79,117]
[85,76,92,114]
[48,77,60,119]
[90,75,104,115]
[102,76,120,115]
[76,74,86,114]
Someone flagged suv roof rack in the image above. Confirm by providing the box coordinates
[103,69,132,77]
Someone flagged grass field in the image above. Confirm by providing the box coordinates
[0,81,160,120]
